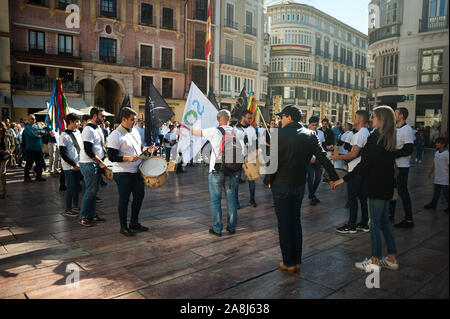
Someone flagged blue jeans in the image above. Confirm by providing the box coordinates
[113,172,145,229]
[348,174,369,226]
[208,171,239,233]
[272,185,305,267]
[64,170,81,210]
[79,163,101,219]
[306,163,322,199]
[430,184,449,207]
[416,147,424,161]
[236,170,256,205]
[368,198,397,258]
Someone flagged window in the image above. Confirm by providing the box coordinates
[27,0,46,6]
[162,78,173,98]
[225,39,233,58]
[100,0,116,18]
[429,0,448,17]
[161,48,173,70]
[59,68,74,82]
[99,38,116,63]
[30,65,46,77]
[420,48,444,84]
[226,3,234,26]
[380,0,399,26]
[140,45,153,68]
[221,74,231,92]
[162,8,174,29]
[194,31,206,59]
[234,77,241,93]
[142,76,153,96]
[192,66,206,93]
[58,34,73,55]
[141,3,154,26]
[29,30,45,52]
[245,45,253,65]
[195,0,208,20]
[58,0,72,10]
[379,52,399,87]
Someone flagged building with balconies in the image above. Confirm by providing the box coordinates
[0,0,11,121]
[368,0,449,135]
[267,1,369,123]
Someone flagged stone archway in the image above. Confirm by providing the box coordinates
[94,78,123,116]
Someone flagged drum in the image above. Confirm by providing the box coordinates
[243,151,263,181]
[140,157,168,189]
[103,159,114,181]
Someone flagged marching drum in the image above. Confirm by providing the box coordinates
[103,159,114,181]
[243,151,263,181]
[140,157,168,189]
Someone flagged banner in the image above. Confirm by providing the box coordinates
[178,82,218,164]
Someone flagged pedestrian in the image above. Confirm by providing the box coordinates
[332,106,399,272]
[59,113,83,216]
[192,109,245,236]
[23,115,46,183]
[267,105,339,273]
[306,116,324,206]
[332,110,371,234]
[414,131,425,164]
[332,122,343,145]
[164,124,177,163]
[424,137,448,213]
[0,122,13,199]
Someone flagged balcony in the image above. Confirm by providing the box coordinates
[194,9,207,21]
[224,19,238,30]
[347,60,353,67]
[315,49,324,57]
[193,48,206,60]
[244,25,257,36]
[419,15,448,33]
[269,73,312,80]
[355,64,367,71]
[12,74,83,93]
[324,52,331,59]
[12,44,81,60]
[333,56,340,63]
[369,24,401,45]
[314,75,332,85]
[220,55,258,71]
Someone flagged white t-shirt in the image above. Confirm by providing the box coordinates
[434,150,449,186]
[396,124,414,168]
[59,130,83,171]
[348,127,370,172]
[164,132,177,148]
[202,125,245,173]
[107,128,143,173]
[339,131,353,155]
[317,129,325,145]
[80,124,105,163]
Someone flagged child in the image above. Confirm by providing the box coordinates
[425,137,449,213]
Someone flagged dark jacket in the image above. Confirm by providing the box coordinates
[343,129,395,200]
[270,122,339,188]
[320,127,335,148]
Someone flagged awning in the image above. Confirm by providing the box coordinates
[13,95,88,109]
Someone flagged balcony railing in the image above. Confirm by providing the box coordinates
[333,56,340,62]
[193,48,206,60]
[419,15,448,33]
[12,44,81,59]
[355,64,367,71]
[269,73,312,80]
[314,76,332,85]
[194,9,207,21]
[315,49,324,57]
[324,52,331,59]
[244,25,257,36]
[12,74,83,93]
[224,19,238,30]
[347,60,353,67]
[369,24,401,45]
[220,55,258,70]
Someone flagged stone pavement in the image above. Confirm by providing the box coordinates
[0,150,448,299]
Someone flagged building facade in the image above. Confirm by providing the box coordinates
[0,0,11,121]
[368,0,449,134]
[9,0,186,121]
[268,1,369,123]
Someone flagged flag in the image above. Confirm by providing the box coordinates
[144,82,175,145]
[45,78,68,145]
[207,86,220,110]
[121,93,131,109]
[205,3,212,60]
[178,82,218,164]
[232,86,248,120]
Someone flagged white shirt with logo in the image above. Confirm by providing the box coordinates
[59,130,83,171]
[80,124,105,163]
[348,127,370,172]
[434,150,449,186]
[395,124,414,168]
[107,128,143,173]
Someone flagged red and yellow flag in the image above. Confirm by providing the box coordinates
[205,3,211,60]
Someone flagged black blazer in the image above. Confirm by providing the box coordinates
[270,122,339,188]
[343,129,395,200]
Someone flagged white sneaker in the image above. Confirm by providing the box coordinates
[415,158,418,163]
[380,257,399,271]
[418,160,422,164]
[355,258,380,271]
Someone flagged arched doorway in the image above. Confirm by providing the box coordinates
[94,79,123,116]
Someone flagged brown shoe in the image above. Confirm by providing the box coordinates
[295,264,301,273]
[78,218,93,227]
[279,262,296,274]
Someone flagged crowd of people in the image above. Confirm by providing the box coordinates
[0,104,448,275]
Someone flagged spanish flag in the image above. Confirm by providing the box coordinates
[205,3,211,60]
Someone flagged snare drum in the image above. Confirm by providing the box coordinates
[140,157,168,189]
[103,159,114,181]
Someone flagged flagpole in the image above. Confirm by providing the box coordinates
[206,0,211,96]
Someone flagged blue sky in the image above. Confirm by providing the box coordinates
[267,0,371,35]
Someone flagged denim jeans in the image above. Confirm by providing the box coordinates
[64,170,81,210]
[306,163,322,199]
[113,172,145,229]
[390,168,413,221]
[416,147,424,161]
[348,174,369,226]
[368,198,397,258]
[236,170,256,205]
[79,162,101,219]
[272,185,305,267]
[165,147,171,162]
[430,184,449,207]
[208,171,239,233]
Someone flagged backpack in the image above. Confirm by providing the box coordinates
[217,127,243,175]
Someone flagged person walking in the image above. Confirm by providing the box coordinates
[23,115,46,183]
[0,122,13,199]
[414,131,425,164]
[306,116,324,206]
[332,106,399,272]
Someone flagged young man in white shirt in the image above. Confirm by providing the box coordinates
[192,109,245,236]
[391,108,415,228]
[107,107,156,237]
[425,137,449,212]
[79,107,107,227]
[59,113,83,217]
[331,110,371,234]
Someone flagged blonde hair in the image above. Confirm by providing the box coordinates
[373,106,396,152]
